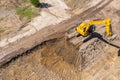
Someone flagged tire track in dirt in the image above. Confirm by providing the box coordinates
[81,0,113,19]
[71,0,105,20]
[73,0,113,23]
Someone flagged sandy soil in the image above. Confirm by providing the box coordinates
[0,0,120,80]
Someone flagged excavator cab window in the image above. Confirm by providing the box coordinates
[83,27,86,32]
[88,25,96,33]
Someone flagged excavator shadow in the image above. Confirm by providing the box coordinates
[118,49,120,56]
[40,3,52,8]
[83,32,120,56]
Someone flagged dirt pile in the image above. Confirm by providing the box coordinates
[78,39,107,70]
[82,41,120,80]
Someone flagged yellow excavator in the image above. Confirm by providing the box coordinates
[76,18,114,38]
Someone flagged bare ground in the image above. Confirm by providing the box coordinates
[0,0,120,80]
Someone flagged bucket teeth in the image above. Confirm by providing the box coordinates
[107,34,117,41]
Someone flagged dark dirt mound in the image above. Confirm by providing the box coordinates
[41,38,81,80]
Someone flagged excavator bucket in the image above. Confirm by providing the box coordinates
[107,34,117,40]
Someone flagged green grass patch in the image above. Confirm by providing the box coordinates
[16,6,39,20]
[0,28,5,33]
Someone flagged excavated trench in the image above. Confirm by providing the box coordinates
[0,33,110,80]
[0,36,81,80]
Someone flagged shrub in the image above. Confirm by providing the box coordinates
[30,0,40,7]
[16,7,39,20]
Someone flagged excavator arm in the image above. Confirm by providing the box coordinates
[76,18,112,37]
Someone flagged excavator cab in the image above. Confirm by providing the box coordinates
[76,22,96,37]
[88,25,96,33]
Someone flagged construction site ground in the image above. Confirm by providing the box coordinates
[0,0,120,80]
